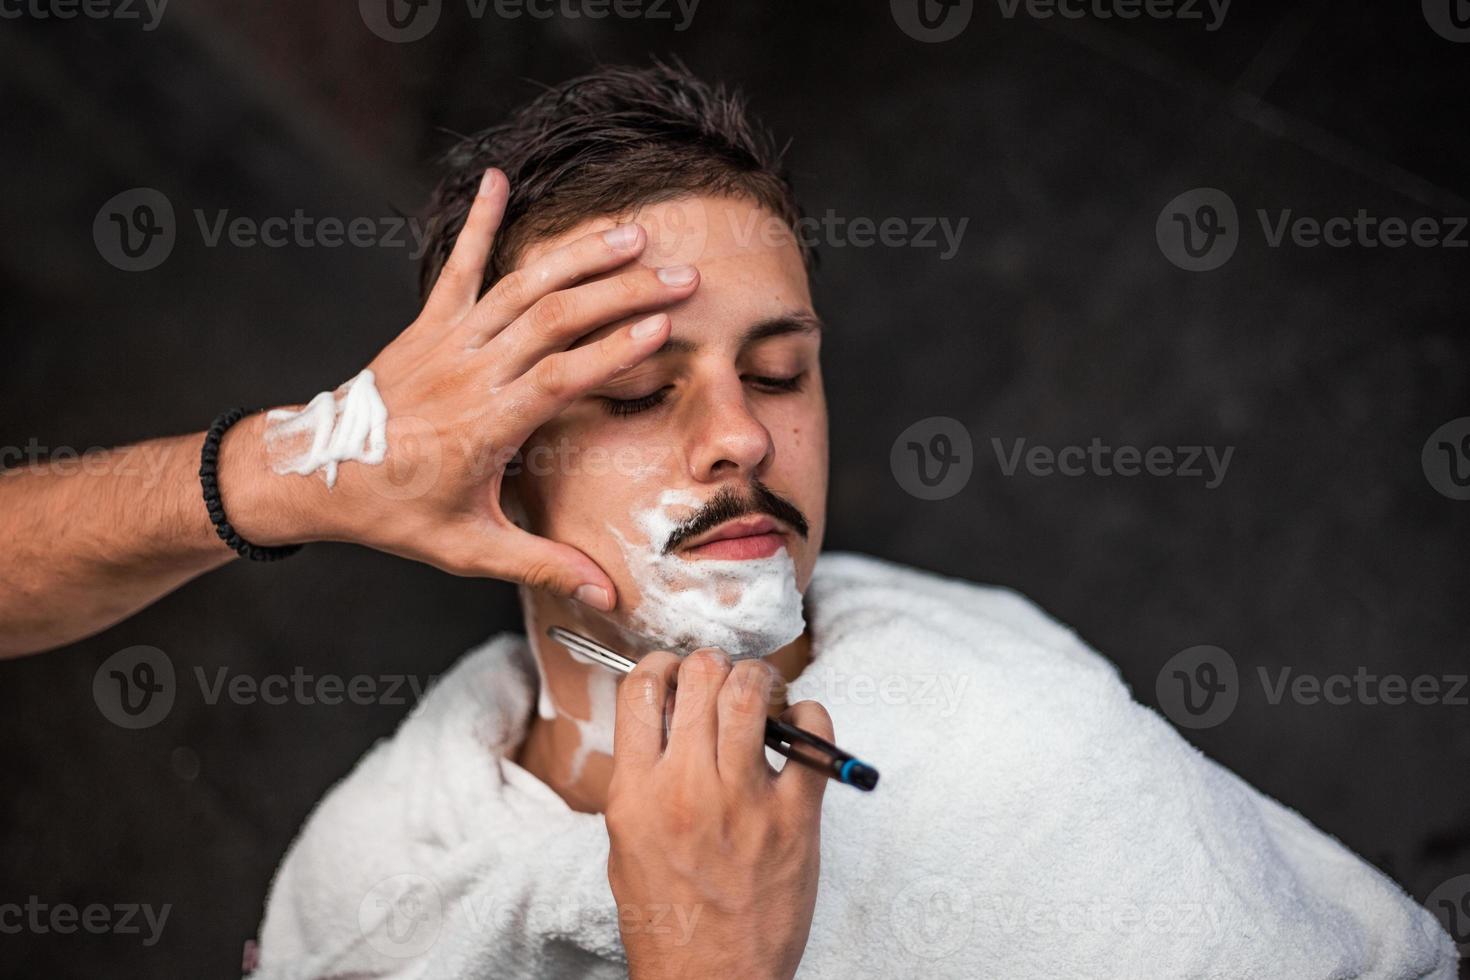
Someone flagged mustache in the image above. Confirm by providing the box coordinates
[661,481,810,555]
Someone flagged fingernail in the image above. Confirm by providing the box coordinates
[574,584,612,611]
[656,264,696,287]
[603,224,640,248]
[478,169,498,198]
[629,314,666,340]
[691,646,729,664]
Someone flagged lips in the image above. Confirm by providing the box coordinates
[680,515,788,560]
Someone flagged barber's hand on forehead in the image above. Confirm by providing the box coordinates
[324,169,697,609]
[606,648,832,980]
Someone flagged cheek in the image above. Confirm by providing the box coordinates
[510,427,678,600]
[506,427,593,543]
[781,388,828,477]
[523,464,609,541]
[768,403,828,591]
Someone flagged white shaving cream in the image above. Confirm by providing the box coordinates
[611,489,805,661]
[565,670,619,783]
[263,369,388,488]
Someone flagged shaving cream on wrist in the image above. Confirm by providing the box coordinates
[263,369,388,488]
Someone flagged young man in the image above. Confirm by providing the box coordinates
[250,64,1455,978]
[0,63,1454,977]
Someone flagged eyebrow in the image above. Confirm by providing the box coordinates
[654,311,823,356]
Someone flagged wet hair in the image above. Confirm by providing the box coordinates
[417,58,808,299]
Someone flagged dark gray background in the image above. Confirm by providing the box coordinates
[3,1,1468,976]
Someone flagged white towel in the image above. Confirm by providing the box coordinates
[252,552,1457,979]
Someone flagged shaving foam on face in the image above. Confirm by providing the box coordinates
[611,489,806,661]
[264,369,388,488]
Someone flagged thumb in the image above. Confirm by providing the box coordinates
[487,525,618,612]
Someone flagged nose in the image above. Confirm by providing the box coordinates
[683,378,774,483]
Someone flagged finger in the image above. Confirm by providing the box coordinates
[773,700,836,813]
[496,313,671,436]
[716,659,781,789]
[612,650,681,775]
[665,648,730,765]
[482,264,698,380]
[457,223,652,349]
[422,169,509,322]
[460,522,618,611]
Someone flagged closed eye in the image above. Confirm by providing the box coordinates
[747,372,806,393]
[600,386,672,417]
[599,372,807,417]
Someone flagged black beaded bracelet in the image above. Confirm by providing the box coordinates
[199,408,303,562]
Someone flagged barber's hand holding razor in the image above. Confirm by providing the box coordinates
[607,649,831,980]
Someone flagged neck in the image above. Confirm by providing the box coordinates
[512,587,813,814]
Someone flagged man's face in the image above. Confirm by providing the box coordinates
[506,195,828,649]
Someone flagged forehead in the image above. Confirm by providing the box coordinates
[514,195,814,349]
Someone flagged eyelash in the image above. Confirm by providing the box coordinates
[600,372,807,417]
[602,388,670,417]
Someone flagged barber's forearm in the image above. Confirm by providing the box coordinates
[0,415,315,658]
[0,175,659,657]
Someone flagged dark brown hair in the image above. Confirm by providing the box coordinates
[418,59,808,299]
